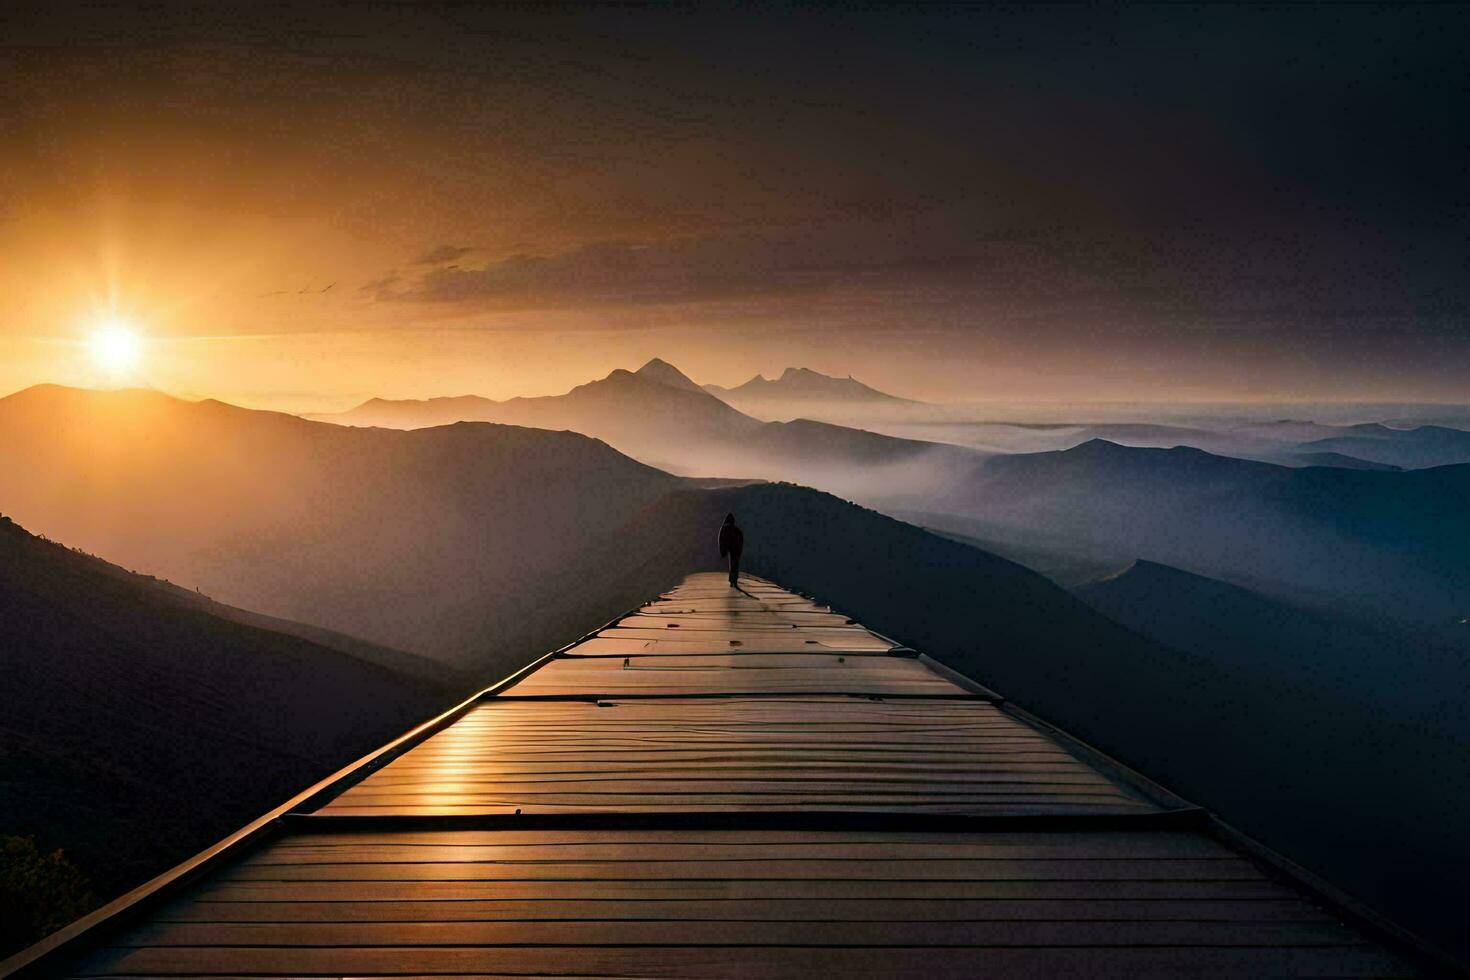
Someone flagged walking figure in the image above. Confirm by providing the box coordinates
[718,513,744,587]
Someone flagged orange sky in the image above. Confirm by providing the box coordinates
[2,6,1465,410]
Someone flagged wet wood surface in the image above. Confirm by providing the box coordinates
[318,698,1152,816]
[56,573,1418,977]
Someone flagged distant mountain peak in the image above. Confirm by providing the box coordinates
[1068,437,1128,454]
[711,366,917,404]
[633,358,705,393]
[780,366,833,381]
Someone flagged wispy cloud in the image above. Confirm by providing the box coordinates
[358,274,401,299]
[413,245,476,265]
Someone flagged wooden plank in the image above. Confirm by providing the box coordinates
[158,897,1334,924]
[644,601,830,613]
[266,832,1226,850]
[364,757,1090,770]
[246,840,1241,863]
[624,615,863,629]
[125,918,1365,948]
[310,807,1157,820]
[598,627,885,639]
[396,729,1075,743]
[342,760,1107,775]
[317,797,1152,812]
[503,655,968,696]
[459,695,987,709]
[325,781,1133,799]
[344,759,1114,775]
[265,829,1228,848]
[607,654,908,668]
[357,753,1087,766]
[70,944,1415,978]
[372,735,1078,747]
[560,638,900,654]
[221,857,1262,881]
[196,877,1300,902]
[633,613,859,626]
[337,775,1125,791]
[316,692,1154,817]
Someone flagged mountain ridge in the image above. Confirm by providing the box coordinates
[704,365,917,404]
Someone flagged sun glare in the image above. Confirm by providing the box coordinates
[89,318,143,374]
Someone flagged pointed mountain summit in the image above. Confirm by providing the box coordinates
[706,366,917,405]
[633,357,706,393]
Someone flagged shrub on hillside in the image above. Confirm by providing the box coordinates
[0,834,96,957]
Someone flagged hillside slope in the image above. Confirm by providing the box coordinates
[0,385,684,668]
[0,515,450,942]
[1073,559,1470,959]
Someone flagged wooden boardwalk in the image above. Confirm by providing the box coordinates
[5,574,1422,977]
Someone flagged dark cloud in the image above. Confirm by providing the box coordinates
[387,219,1463,340]
[392,227,1101,310]
[400,237,841,308]
[414,245,475,265]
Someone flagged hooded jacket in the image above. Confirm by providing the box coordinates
[718,516,744,558]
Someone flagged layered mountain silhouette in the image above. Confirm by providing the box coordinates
[847,419,1412,470]
[0,513,450,925]
[312,360,978,502]
[1286,450,1400,471]
[935,439,1470,625]
[1297,423,1470,469]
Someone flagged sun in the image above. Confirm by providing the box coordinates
[88,318,144,374]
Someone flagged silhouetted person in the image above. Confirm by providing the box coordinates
[718,513,744,587]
